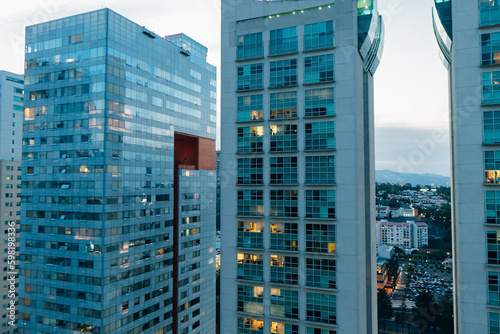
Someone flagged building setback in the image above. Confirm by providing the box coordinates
[433,0,500,332]
[220,0,384,333]
[19,9,217,334]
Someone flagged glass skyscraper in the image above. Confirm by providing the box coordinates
[220,1,383,333]
[19,9,216,334]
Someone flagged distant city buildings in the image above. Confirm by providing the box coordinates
[0,71,23,334]
[376,220,428,250]
[19,9,216,334]
[220,0,384,333]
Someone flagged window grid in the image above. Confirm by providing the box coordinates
[270,190,298,218]
[271,322,299,334]
[305,223,336,254]
[305,190,336,219]
[237,285,264,314]
[270,59,298,88]
[238,64,263,91]
[270,91,297,120]
[270,222,298,251]
[487,191,500,224]
[305,156,335,185]
[238,221,264,249]
[305,122,335,151]
[238,95,263,122]
[306,292,337,325]
[237,253,264,282]
[482,32,500,66]
[238,126,264,153]
[238,158,264,185]
[306,258,336,289]
[269,27,298,56]
[489,271,500,306]
[237,317,264,334]
[488,231,500,265]
[481,1,500,27]
[270,255,299,285]
[305,88,334,117]
[483,71,500,105]
[304,21,334,51]
[304,54,334,84]
[270,124,298,152]
[270,157,298,185]
[237,33,264,60]
[270,288,299,319]
[238,190,264,217]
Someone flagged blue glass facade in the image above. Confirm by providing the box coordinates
[20,9,216,334]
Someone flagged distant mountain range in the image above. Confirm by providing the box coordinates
[375,170,450,187]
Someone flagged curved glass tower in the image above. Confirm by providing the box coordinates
[433,0,500,333]
[221,1,384,333]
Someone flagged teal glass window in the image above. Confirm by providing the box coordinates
[485,111,500,144]
[269,27,297,56]
[270,59,297,88]
[304,21,334,51]
[237,189,264,217]
[237,317,264,334]
[238,221,264,249]
[306,258,336,289]
[270,222,298,251]
[305,122,335,151]
[238,95,263,122]
[237,253,264,281]
[237,33,263,60]
[238,64,263,91]
[270,189,298,218]
[270,91,297,119]
[270,255,298,285]
[304,54,334,84]
[486,191,500,224]
[305,88,334,117]
[482,33,500,66]
[305,156,335,184]
[306,292,337,324]
[488,231,500,265]
[491,312,500,334]
[306,328,336,334]
[270,124,298,152]
[305,223,336,253]
[270,322,299,334]
[305,190,335,219]
[489,272,500,306]
[483,71,500,105]
[485,150,500,183]
[270,156,298,184]
[238,158,263,185]
[237,285,264,314]
[481,0,500,27]
[238,126,264,153]
[270,288,299,319]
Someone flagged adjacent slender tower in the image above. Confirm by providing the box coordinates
[220,1,384,333]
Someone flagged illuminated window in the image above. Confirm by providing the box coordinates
[270,124,298,152]
[483,71,500,105]
[482,33,500,65]
[237,253,264,281]
[238,126,264,153]
[237,221,264,249]
[270,255,298,285]
[270,322,299,334]
[237,317,264,334]
[306,223,336,254]
[270,91,297,119]
[270,222,298,251]
[485,151,500,183]
[237,285,264,314]
[238,95,263,122]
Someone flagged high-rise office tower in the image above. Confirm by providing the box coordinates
[432,1,500,333]
[220,1,384,333]
[19,9,217,334]
[0,71,23,334]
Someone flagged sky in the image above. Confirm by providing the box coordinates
[0,0,451,176]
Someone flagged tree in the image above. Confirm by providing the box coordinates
[377,289,393,331]
[438,293,454,334]
[412,291,435,333]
